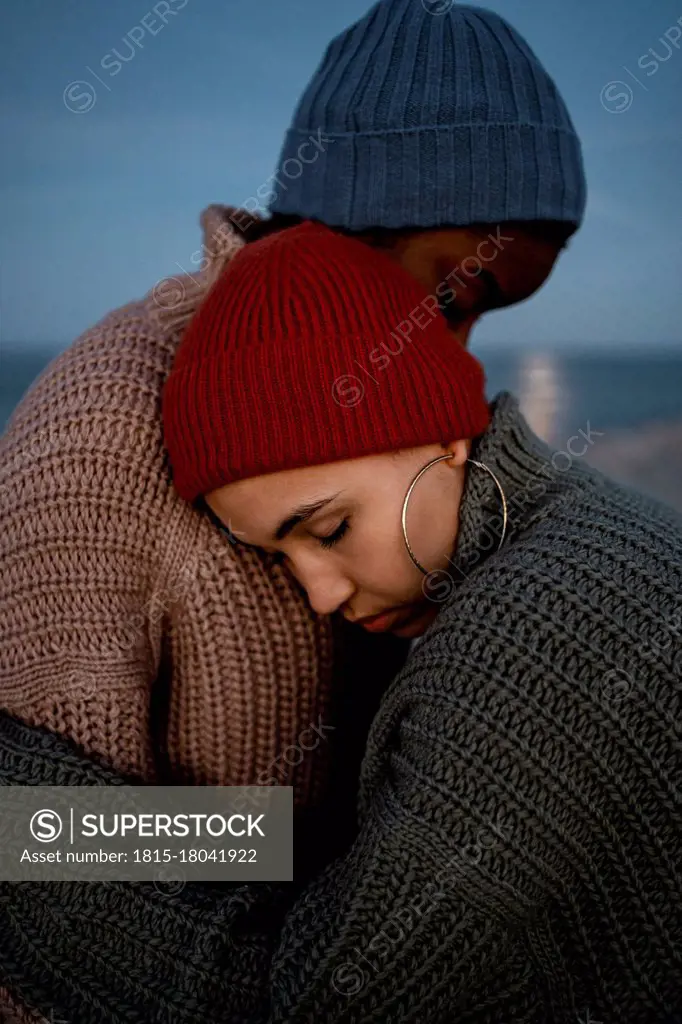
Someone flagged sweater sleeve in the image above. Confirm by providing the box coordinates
[0,710,295,1024]
[0,656,548,1024]
[267,662,549,1024]
[0,321,177,782]
[0,305,362,809]
[0,699,542,1024]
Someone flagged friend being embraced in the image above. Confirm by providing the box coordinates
[161,220,681,1022]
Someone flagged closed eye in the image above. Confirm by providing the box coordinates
[317,518,350,550]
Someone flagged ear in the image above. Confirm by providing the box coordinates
[443,438,470,467]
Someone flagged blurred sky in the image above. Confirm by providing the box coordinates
[1,0,681,349]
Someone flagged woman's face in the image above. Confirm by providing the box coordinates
[205,438,469,638]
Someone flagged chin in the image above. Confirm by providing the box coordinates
[393,606,438,639]
[393,622,427,639]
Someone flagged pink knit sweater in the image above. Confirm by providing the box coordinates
[0,205,339,810]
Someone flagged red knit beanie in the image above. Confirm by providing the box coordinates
[162,220,490,504]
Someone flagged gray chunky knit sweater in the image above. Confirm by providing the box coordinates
[1,391,681,1023]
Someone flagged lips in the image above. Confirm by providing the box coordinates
[356,605,415,633]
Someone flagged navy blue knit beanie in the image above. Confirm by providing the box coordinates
[269,0,586,231]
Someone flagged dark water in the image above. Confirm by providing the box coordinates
[481,349,682,437]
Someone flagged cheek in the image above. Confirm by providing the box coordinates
[349,518,421,601]
[352,517,451,610]
[401,484,460,577]
[351,464,462,604]
[399,259,436,295]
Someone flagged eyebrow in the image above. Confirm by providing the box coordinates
[274,493,341,541]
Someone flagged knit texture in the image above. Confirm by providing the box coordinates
[162,219,489,502]
[0,710,291,1024]
[269,0,587,230]
[0,985,48,1024]
[1,392,680,1023]
[0,204,406,812]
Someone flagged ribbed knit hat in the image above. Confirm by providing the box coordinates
[162,221,490,504]
[269,0,586,231]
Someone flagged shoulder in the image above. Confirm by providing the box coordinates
[4,292,174,441]
[0,288,199,585]
[462,465,682,615]
[364,468,682,772]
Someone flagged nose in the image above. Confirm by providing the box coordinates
[288,557,354,617]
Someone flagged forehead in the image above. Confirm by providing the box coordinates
[204,457,361,538]
[205,447,413,542]
[208,463,323,517]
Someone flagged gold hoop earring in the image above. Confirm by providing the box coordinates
[400,455,508,576]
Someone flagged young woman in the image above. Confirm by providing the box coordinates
[162,220,681,1022]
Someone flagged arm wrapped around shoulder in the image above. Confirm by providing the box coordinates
[0,710,294,1024]
[0,320,172,781]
